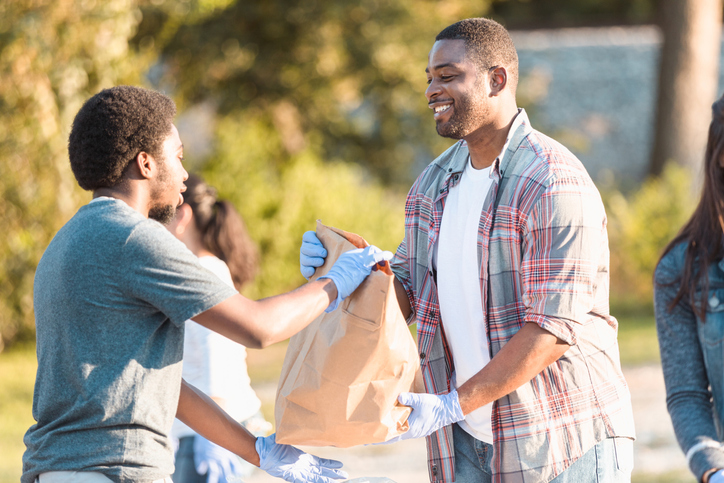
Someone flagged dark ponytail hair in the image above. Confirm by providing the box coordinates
[184,173,259,290]
[659,94,724,320]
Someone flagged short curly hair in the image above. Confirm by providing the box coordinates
[436,18,519,95]
[68,86,177,190]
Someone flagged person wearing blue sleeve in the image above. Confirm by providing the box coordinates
[22,85,391,483]
[654,93,724,483]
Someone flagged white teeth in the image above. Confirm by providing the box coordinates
[434,105,451,113]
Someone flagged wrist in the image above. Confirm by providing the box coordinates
[317,276,340,312]
[703,468,722,483]
[446,389,465,422]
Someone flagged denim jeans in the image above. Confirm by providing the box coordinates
[452,423,633,483]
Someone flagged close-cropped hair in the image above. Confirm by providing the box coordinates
[436,18,519,94]
[68,85,177,191]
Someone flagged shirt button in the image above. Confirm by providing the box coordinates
[710,295,720,308]
[420,353,426,361]
[448,168,452,172]
[439,189,444,194]
[432,465,438,476]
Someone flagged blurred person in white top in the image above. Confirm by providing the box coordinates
[167,173,271,483]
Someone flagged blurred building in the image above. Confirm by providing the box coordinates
[512,26,724,188]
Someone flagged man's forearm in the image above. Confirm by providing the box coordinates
[193,278,337,349]
[457,322,570,414]
[176,379,261,466]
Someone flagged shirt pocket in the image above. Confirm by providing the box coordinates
[699,288,724,347]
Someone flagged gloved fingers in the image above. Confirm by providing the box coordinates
[301,246,328,262]
[302,231,327,256]
[361,245,393,267]
[320,467,349,480]
[307,456,344,469]
[315,467,350,481]
[397,392,420,408]
[302,469,349,483]
[300,265,316,280]
[301,252,326,266]
[206,462,221,483]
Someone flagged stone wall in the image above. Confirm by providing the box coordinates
[511,26,724,187]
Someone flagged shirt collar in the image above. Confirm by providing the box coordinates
[446,108,526,185]
[496,108,524,165]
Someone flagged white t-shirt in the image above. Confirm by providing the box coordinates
[435,159,495,443]
[433,111,524,443]
[171,256,262,439]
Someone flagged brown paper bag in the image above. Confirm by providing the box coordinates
[274,221,423,447]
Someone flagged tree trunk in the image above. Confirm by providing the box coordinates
[649,0,722,177]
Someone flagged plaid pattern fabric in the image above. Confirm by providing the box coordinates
[391,109,635,483]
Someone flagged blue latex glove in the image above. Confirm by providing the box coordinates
[300,231,327,280]
[710,470,724,483]
[193,435,243,483]
[319,245,393,312]
[256,433,348,483]
[384,390,465,444]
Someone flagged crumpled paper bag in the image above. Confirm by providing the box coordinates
[274,221,423,447]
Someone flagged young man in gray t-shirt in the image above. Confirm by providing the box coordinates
[22,86,390,483]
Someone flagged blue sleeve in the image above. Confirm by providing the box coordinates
[654,245,724,480]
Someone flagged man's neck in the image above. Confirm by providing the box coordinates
[465,106,519,170]
[93,186,149,218]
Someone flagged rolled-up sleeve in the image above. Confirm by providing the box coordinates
[520,179,607,346]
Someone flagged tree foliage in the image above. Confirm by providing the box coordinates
[1,0,697,349]
[138,0,487,186]
[0,0,153,348]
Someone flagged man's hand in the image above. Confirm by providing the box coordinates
[319,245,393,312]
[300,231,327,279]
[193,436,243,483]
[256,434,348,483]
[384,390,464,443]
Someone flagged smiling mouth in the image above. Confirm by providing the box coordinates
[434,104,451,113]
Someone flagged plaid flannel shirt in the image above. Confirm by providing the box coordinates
[390,109,635,483]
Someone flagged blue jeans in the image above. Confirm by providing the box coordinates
[452,423,633,483]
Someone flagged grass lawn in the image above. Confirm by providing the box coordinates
[617,314,660,366]
[0,342,37,483]
[0,317,663,483]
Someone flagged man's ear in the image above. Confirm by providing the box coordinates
[133,151,157,180]
[489,66,508,96]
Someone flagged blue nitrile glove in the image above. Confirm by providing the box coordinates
[384,390,465,444]
[710,470,724,483]
[319,245,393,312]
[193,435,243,483]
[300,231,327,279]
[256,433,348,483]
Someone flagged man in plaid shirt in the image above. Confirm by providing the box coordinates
[301,17,635,483]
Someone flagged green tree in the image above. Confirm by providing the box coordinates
[0,0,152,349]
[132,0,490,298]
[138,0,487,186]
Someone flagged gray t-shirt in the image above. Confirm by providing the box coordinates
[22,198,238,483]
